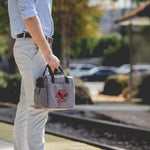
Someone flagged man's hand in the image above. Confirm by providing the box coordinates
[43,50,60,72]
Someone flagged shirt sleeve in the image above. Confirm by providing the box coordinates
[17,0,37,19]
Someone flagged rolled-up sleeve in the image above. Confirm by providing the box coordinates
[17,0,37,19]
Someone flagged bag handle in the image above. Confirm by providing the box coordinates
[43,64,69,83]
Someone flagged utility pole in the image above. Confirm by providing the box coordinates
[129,24,133,101]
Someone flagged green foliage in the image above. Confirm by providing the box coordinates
[71,34,130,62]
[131,0,150,4]
[103,35,121,56]
[93,34,129,66]
[0,72,8,88]
[94,34,122,56]
[139,25,150,32]
[0,72,21,89]
[0,35,8,58]
[0,0,9,35]
[71,38,100,58]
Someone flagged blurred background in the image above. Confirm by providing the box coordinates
[0,1,150,149]
[0,0,150,105]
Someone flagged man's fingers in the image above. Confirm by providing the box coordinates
[52,68,54,73]
[49,62,59,72]
[55,61,60,69]
[46,54,60,71]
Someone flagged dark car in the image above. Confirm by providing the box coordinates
[79,67,117,81]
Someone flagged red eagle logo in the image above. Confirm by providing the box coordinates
[56,90,69,102]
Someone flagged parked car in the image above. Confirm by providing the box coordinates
[116,64,130,75]
[133,64,150,77]
[79,66,117,81]
[70,63,97,77]
[117,64,150,77]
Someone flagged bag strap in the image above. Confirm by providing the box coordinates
[42,65,54,83]
[58,66,69,83]
[43,64,69,83]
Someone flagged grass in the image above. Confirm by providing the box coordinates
[0,122,102,150]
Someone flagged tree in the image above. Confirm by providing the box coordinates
[53,0,102,72]
[70,38,100,59]
[0,0,16,74]
[131,0,150,5]
[0,0,8,35]
[0,0,9,57]
[93,34,129,66]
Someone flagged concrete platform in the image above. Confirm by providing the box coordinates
[0,122,102,150]
[0,138,13,150]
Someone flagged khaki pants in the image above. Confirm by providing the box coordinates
[13,38,50,150]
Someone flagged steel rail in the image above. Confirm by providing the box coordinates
[50,111,150,136]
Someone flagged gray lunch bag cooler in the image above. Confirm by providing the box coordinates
[34,65,75,110]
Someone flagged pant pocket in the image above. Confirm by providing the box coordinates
[13,38,39,61]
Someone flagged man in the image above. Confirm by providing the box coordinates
[8,0,60,149]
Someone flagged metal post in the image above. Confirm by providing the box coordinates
[129,24,133,101]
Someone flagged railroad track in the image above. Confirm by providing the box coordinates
[49,111,150,135]
[46,111,150,150]
[0,102,122,150]
[46,130,123,150]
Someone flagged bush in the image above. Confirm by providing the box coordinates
[74,78,93,104]
[102,75,129,96]
[138,75,150,104]
[102,75,142,100]
[122,77,141,99]
[0,72,21,104]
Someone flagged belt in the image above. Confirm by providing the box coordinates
[17,32,53,44]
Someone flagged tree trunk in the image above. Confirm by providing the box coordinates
[57,0,71,74]
[62,16,67,69]
[61,15,70,74]
[66,14,71,73]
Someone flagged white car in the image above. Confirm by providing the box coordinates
[117,64,150,77]
[70,64,97,77]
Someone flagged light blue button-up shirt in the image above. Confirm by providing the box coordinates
[8,0,54,39]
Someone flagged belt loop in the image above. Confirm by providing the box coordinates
[45,36,47,44]
[23,32,26,40]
